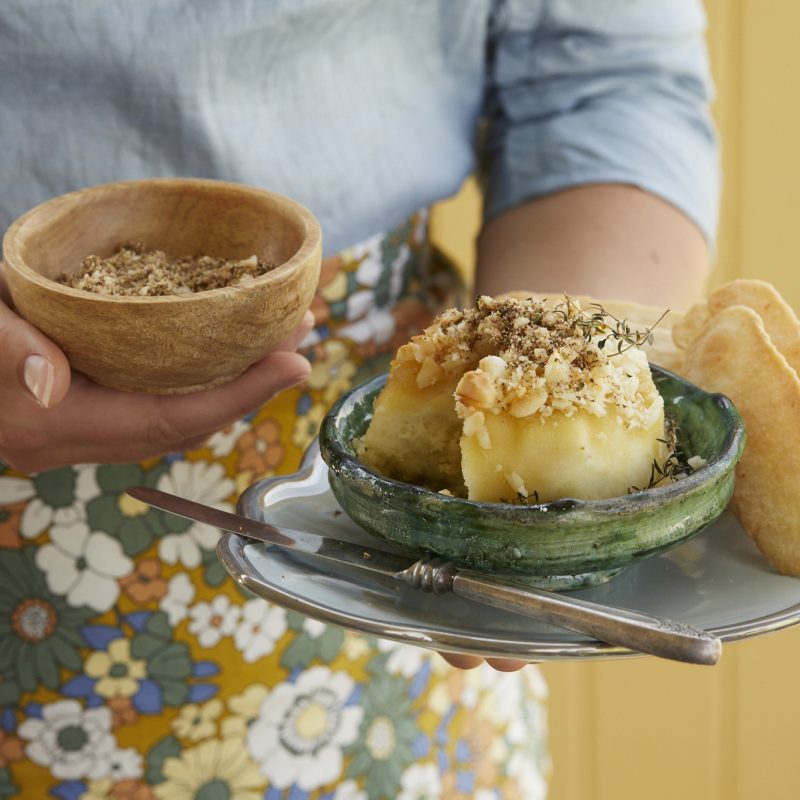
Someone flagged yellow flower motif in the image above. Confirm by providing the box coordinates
[427,682,451,717]
[154,737,264,800]
[291,403,326,451]
[235,470,255,496]
[171,698,224,742]
[221,684,269,738]
[307,340,356,403]
[319,270,348,302]
[116,493,149,518]
[342,631,371,661]
[79,779,113,800]
[84,639,147,699]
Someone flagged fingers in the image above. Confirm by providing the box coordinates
[47,349,309,445]
[439,652,531,672]
[1,310,315,472]
[439,653,484,670]
[0,296,71,409]
[151,349,311,440]
[486,657,530,672]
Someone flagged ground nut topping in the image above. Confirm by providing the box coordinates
[404,295,663,430]
[57,242,277,296]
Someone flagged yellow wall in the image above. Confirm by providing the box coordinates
[431,2,800,797]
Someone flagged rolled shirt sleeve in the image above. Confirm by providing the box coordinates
[482,0,720,246]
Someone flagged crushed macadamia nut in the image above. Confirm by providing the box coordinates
[57,242,276,296]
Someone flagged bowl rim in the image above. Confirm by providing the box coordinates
[320,364,746,515]
[2,177,322,304]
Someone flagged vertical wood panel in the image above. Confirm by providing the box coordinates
[738,1,800,308]
[706,0,743,292]
[734,631,800,799]
[590,659,722,799]
[539,662,597,800]
[731,1,800,794]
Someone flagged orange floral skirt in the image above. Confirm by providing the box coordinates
[0,211,549,800]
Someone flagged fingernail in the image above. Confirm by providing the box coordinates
[23,354,55,408]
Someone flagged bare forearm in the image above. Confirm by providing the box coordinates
[475,184,711,311]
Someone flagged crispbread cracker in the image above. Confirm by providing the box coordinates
[682,304,800,575]
[500,291,684,372]
[672,301,710,352]
[707,279,800,377]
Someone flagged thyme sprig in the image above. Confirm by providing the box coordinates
[628,415,688,493]
[553,297,669,357]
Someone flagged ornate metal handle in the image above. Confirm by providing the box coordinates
[396,557,721,666]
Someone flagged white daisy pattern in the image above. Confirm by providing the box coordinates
[188,595,242,648]
[332,780,368,800]
[35,523,133,612]
[508,748,548,800]
[301,617,327,638]
[207,419,250,458]
[233,598,288,663]
[334,228,413,346]
[19,700,117,781]
[398,762,442,800]
[156,461,234,568]
[107,747,144,781]
[376,638,429,678]
[8,466,99,540]
[159,572,196,626]
[247,666,362,791]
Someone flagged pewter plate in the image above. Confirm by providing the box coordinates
[217,443,800,661]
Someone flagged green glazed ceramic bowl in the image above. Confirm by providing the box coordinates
[319,366,746,590]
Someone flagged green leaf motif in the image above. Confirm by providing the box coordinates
[132,612,180,661]
[203,557,227,588]
[32,467,76,509]
[96,463,143,493]
[86,495,156,557]
[131,617,193,709]
[119,519,157,557]
[0,767,18,799]
[144,612,172,641]
[280,635,315,671]
[146,735,182,785]
[161,679,190,708]
[286,610,306,630]
[34,646,59,690]
[318,628,344,663]
[160,510,193,535]
[0,680,20,708]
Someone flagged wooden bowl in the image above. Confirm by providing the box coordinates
[2,178,322,393]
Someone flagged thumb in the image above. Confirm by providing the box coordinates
[0,299,71,408]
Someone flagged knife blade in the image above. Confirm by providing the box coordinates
[126,485,722,665]
[126,485,414,577]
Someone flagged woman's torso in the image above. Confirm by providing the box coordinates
[0,4,549,797]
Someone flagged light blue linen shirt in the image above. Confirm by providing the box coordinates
[0,0,718,257]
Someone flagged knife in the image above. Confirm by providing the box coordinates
[126,485,722,665]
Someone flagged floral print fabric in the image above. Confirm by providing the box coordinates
[0,212,549,799]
